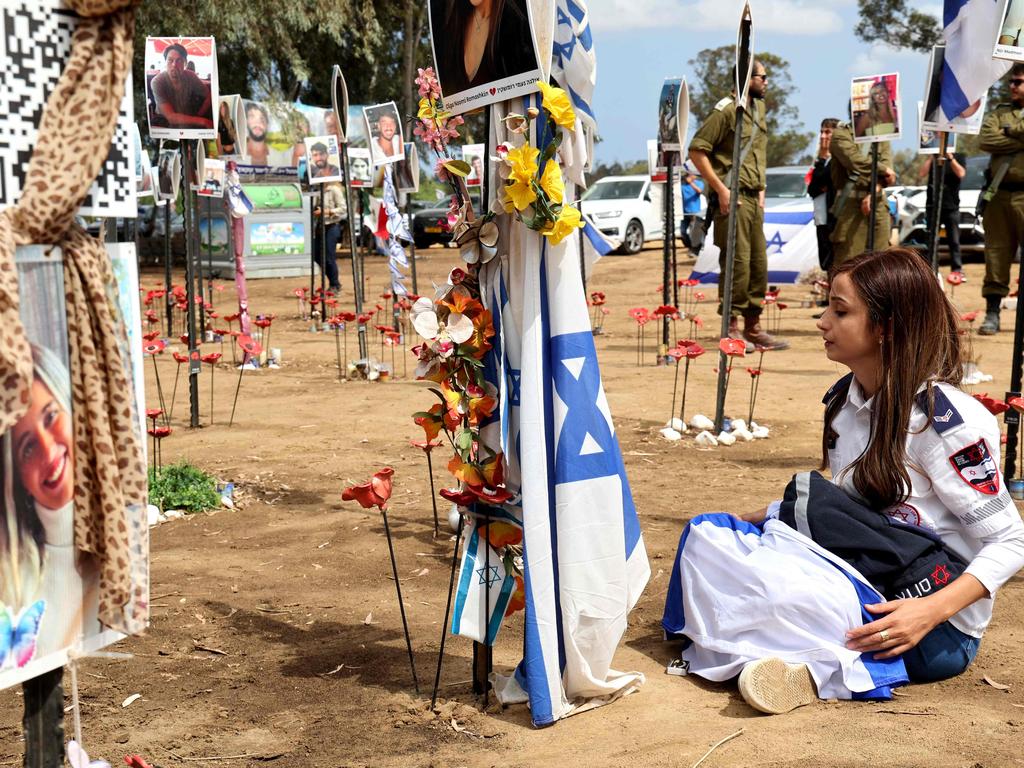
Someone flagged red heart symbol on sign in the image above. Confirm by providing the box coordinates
[489,87,497,96]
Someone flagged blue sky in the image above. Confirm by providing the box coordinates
[587,0,941,165]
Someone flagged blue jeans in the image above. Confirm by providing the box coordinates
[901,622,980,683]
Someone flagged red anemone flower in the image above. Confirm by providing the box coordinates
[1009,396,1024,413]
[357,313,373,324]
[628,307,650,324]
[439,488,477,506]
[719,338,746,357]
[201,352,222,364]
[143,340,166,355]
[293,287,307,298]
[973,392,1009,415]
[466,483,514,504]
[254,317,273,329]
[960,311,980,323]
[947,272,964,286]
[142,330,160,342]
[238,334,262,357]
[341,311,357,322]
[410,439,443,452]
[666,347,684,361]
[590,291,606,306]
[747,367,762,377]
[684,342,706,359]
[145,408,163,421]
[147,426,172,439]
[172,351,188,364]
[341,467,395,511]
[653,304,678,318]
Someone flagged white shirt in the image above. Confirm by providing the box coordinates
[828,379,1024,638]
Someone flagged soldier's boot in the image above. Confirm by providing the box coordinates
[742,312,790,351]
[979,296,1001,336]
[728,316,755,353]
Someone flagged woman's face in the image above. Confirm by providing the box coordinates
[871,85,888,105]
[12,379,74,510]
[816,273,882,375]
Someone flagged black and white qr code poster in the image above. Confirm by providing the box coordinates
[0,0,136,218]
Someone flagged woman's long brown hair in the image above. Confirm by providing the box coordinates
[821,248,964,509]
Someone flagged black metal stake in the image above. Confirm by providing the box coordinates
[228,353,248,427]
[669,356,681,426]
[340,149,368,359]
[679,357,692,426]
[431,513,465,708]
[164,201,173,337]
[1003,267,1024,479]
[661,151,673,355]
[426,451,439,537]
[381,508,420,693]
[182,141,201,428]
[319,184,327,303]
[927,134,949,274]
[334,324,344,381]
[22,667,64,768]
[867,142,880,253]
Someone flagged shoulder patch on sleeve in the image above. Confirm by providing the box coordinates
[948,438,1000,495]
[714,97,733,111]
[822,372,854,405]
[915,387,965,434]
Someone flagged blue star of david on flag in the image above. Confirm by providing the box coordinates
[766,230,786,254]
[476,565,502,588]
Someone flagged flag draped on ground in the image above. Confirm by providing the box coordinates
[940,0,1011,124]
[468,93,649,726]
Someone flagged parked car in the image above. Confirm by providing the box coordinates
[410,193,480,249]
[764,165,810,209]
[580,175,680,254]
[897,155,986,255]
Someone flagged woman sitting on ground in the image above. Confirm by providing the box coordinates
[663,248,1024,714]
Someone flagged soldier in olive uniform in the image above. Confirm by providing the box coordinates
[978,63,1024,335]
[689,60,787,350]
[829,120,895,268]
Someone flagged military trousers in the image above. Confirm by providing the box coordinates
[830,196,891,270]
[982,190,1024,299]
[713,190,767,317]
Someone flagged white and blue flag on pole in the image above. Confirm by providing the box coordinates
[474,93,649,726]
[938,0,1011,127]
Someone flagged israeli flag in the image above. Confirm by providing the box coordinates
[663,514,908,701]
[476,96,649,726]
[551,0,597,185]
[451,521,517,644]
[940,0,1011,125]
[377,165,410,296]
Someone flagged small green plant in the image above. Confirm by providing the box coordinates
[148,462,221,514]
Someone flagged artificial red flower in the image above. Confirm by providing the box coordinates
[147,426,172,439]
[201,352,222,364]
[238,334,262,357]
[357,313,373,324]
[172,352,188,364]
[465,483,514,505]
[1009,396,1024,414]
[973,392,1009,415]
[254,317,273,329]
[666,347,684,361]
[142,330,160,342]
[143,340,166,355]
[439,487,477,506]
[145,408,163,421]
[341,467,395,511]
[341,311,357,322]
[684,343,706,359]
[590,291,606,306]
[482,520,523,548]
[410,439,442,452]
[719,338,746,357]
[947,272,964,286]
[293,287,306,298]
[746,367,762,377]
[960,311,980,323]
[628,307,650,324]
[504,574,525,617]
[224,313,240,323]
[652,304,678,318]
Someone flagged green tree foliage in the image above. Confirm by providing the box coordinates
[148,462,221,513]
[687,46,814,166]
[854,0,941,52]
[589,159,650,183]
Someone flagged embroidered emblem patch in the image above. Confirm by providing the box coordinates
[931,564,951,586]
[948,438,1000,496]
[887,502,922,527]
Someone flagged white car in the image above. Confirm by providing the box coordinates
[896,155,986,255]
[581,175,681,254]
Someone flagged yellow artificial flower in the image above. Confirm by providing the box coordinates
[417,97,449,122]
[506,178,537,211]
[506,143,540,185]
[536,80,576,129]
[542,204,583,245]
[539,159,564,205]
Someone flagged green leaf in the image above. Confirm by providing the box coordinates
[148,462,221,514]
[456,428,474,452]
[443,159,472,178]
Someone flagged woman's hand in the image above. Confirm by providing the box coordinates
[734,507,768,524]
[845,598,945,659]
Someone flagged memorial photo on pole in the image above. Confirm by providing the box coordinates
[922,45,986,134]
[144,37,218,140]
[659,78,682,151]
[995,0,1024,61]
[305,135,344,184]
[198,158,225,197]
[463,142,485,187]
[348,147,373,187]
[851,73,901,143]
[395,142,421,193]
[363,102,405,166]
[427,0,543,115]
[918,101,958,154]
[156,148,181,201]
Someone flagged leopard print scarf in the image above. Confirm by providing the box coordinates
[0,0,147,633]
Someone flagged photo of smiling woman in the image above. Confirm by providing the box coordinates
[428,0,542,114]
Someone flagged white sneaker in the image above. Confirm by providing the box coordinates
[737,657,817,715]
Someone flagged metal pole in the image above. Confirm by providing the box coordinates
[866,142,880,253]
[713,103,746,433]
[340,148,368,358]
[22,667,64,768]
[662,150,672,356]
[927,133,949,273]
[182,141,201,427]
[408,196,419,295]
[671,165,679,309]
[431,513,465,708]
[319,184,327,302]
[206,196,214,308]
[1003,267,1024,479]
[164,201,173,337]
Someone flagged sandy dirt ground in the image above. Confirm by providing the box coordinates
[3,242,1024,768]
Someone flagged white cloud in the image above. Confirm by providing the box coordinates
[587,0,845,35]
[848,42,926,76]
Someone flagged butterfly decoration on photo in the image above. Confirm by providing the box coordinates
[0,599,45,670]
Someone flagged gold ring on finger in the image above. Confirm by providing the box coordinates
[879,629,890,643]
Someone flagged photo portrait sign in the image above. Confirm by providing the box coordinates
[995,0,1024,61]
[463,143,485,187]
[331,65,350,144]
[305,135,343,184]
[918,101,959,155]
[658,78,683,151]
[427,0,543,116]
[851,73,901,144]
[395,142,420,194]
[347,147,372,188]
[144,37,218,141]
[363,102,405,166]
[921,45,986,135]
[156,147,181,202]
[1,246,148,690]
[198,158,224,197]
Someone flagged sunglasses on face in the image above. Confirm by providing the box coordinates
[751,73,769,80]
[1011,78,1024,86]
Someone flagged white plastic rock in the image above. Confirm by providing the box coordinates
[659,426,682,441]
[665,417,686,432]
[147,504,161,527]
[733,427,754,441]
[717,431,737,446]
[730,418,747,432]
[690,414,715,431]
[752,425,770,439]
[694,430,718,447]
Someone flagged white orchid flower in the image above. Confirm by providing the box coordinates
[410,297,473,358]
